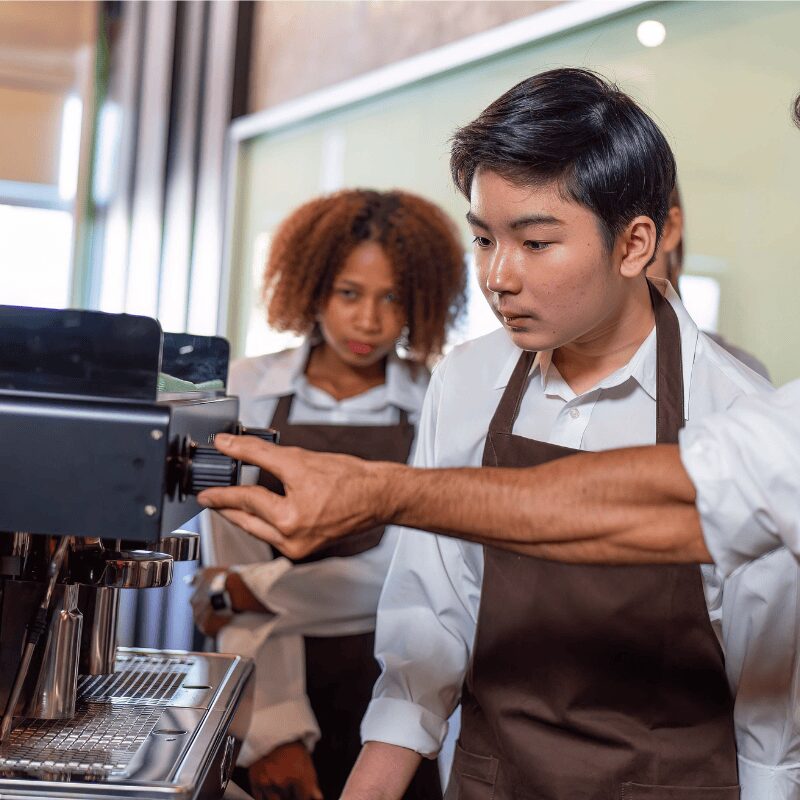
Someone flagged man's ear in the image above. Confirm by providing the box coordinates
[619,216,658,278]
[660,205,684,256]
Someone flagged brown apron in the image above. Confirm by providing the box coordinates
[446,283,739,800]
[259,391,442,800]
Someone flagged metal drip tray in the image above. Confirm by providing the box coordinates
[0,648,253,799]
[79,652,194,706]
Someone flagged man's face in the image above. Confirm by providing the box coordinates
[468,169,631,353]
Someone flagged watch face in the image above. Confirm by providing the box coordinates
[210,592,229,612]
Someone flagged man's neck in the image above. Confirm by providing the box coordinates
[552,280,656,396]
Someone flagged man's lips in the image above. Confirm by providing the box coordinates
[496,308,531,325]
[347,340,376,355]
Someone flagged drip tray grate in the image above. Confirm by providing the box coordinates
[0,653,194,780]
[79,652,193,706]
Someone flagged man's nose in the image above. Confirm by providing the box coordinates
[485,247,521,295]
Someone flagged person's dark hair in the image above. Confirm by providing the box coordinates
[263,189,467,362]
[450,68,676,255]
[668,183,684,271]
[793,93,800,129]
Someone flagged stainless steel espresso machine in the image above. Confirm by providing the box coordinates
[0,305,275,799]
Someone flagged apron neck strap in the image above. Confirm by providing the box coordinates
[270,393,294,429]
[649,279,685,444]
[491,279,685,444]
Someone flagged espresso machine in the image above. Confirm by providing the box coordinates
[0,305,275,799]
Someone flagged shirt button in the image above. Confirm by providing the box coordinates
[569,408,581,419]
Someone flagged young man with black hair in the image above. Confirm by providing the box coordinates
[332,69,795,800]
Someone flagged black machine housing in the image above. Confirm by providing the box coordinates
[0,305,268,543]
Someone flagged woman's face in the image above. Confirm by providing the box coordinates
[318,241,406,368]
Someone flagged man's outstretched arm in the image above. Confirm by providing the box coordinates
[198,435,711,564]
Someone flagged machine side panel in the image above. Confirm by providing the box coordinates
[0,397,168,540]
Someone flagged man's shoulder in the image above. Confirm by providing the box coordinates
[439,327,513,373]
[690,331,773,415]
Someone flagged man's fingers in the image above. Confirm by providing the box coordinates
[198,484,282,518]
[213,434,300,475]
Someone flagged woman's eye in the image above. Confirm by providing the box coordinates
[336,288,358,299]
[383,293,398,304]
[472,236,492,248]
[524,240,550,251]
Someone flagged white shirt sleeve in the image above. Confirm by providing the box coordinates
[236,531,399,638]
[680,379,800,577]
[226,628,320,766]
[360,365,483,757]
[717,549,800,798]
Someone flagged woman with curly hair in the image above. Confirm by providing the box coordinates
[194,189,467,800]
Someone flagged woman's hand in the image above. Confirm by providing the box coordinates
[190,567,233,637]
[248,741,322,800]
[191,568,270,637]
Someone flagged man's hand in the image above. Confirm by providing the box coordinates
[197,435,395,560]
[190,567,233,637]
[248,741,322,800]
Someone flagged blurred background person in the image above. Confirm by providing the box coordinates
[192,188,467,800]
[648,184,770,380]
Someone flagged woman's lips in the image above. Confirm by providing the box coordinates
[347,340,375,356]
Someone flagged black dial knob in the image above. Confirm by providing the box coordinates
[186,444,239,495]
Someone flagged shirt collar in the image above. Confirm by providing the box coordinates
[488,278,698,419]
[250,339,425,413]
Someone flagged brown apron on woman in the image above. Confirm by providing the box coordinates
[446,283,739,800]
[257,392,442,800]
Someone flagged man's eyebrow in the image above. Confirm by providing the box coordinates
[509,214,563,229]
[466,211,564,230]
[466,211,489,229]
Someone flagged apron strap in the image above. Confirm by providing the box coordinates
[649,279,685,444]
[269,393,294,429]
[487,350,536,436]
[489,280,686,443]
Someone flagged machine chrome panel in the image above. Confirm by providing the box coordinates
[0,648,253,798]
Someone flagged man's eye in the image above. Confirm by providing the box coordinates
[383,293,399,304]
[337,288,357,299]
[472,236,492,248]
[524,241,550,251]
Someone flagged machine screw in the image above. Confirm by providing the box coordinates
[144,505,158,517]
[150,430,163,441]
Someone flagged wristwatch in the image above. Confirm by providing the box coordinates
[208,571,234,614]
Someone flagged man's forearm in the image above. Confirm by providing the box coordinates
[377,444,712,564]
[342,742,422,800]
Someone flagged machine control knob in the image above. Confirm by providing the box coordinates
[186,445,239,495]
[177,427,280,497]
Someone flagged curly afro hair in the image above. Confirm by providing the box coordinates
[263,189,467,362]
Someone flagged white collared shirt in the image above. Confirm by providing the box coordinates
[200,340,428,766]
[363,281,798,799]
[680,379,800,576]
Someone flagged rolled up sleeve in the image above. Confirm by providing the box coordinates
[719,547,800,799]
[360,364,483,757]
[360,530,481,757]
[679,380,800,577]
[237,532,399,638]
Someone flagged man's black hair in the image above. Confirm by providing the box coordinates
[450,68,676,254]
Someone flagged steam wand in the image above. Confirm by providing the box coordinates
[0,536,72,742]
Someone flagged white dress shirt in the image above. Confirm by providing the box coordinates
[681,379,800,577]
[201,341,427,766]
[364,281,800,800]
